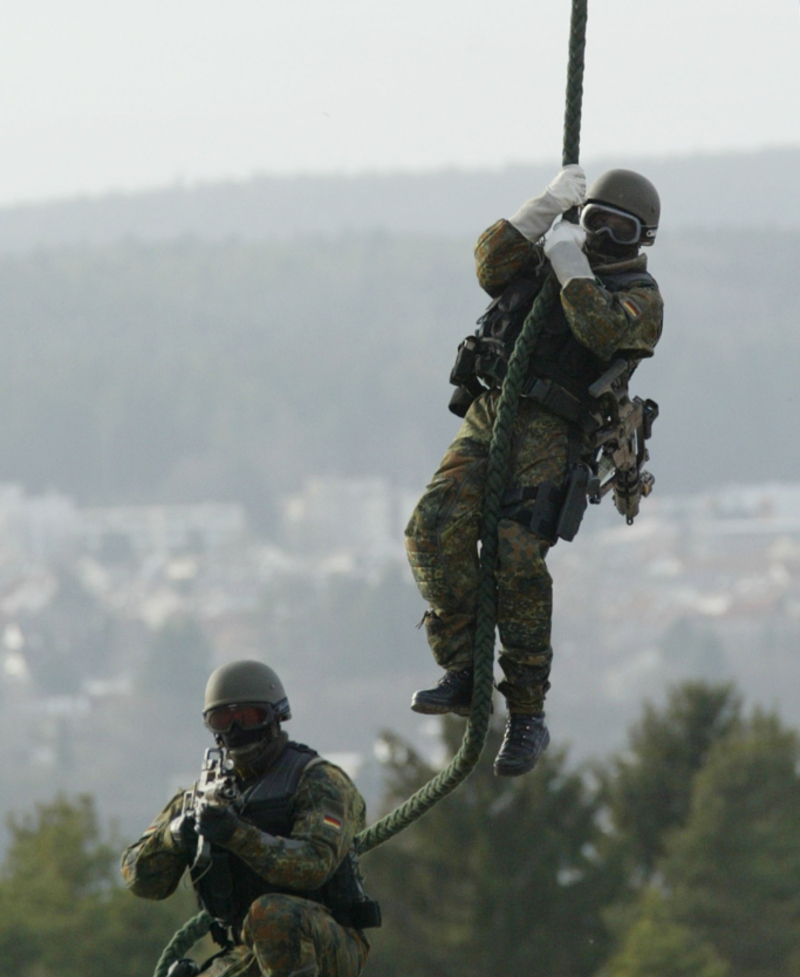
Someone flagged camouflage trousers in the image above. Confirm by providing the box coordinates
[405,390,572,715]
[204,895,369,977]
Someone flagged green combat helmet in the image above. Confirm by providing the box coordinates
[204,661,292,778]
[204,660,291,723]
[584,169,660,246]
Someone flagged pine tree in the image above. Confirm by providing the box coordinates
[366,717,612,977]
[603,682,741,878]
[0,795,195,977]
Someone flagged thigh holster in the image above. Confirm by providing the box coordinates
[502,464,589,544]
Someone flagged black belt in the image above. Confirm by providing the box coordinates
[520,377,585,424]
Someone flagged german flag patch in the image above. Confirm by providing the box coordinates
[323,814,343,831]
[620,297,640,319]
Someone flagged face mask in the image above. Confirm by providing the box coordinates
[217,724,287,779]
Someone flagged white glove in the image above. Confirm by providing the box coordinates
[543,220,593,287]
[545,164,587,211]
[509,165,586,243]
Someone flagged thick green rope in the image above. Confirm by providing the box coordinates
[153,910,212,977]
[355,275,561,853]
[152,2,589,971]
[355,0,589,856]
[563,0,588,168]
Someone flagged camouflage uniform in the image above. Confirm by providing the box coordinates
[406,218,663,714]
[121,751,370,977]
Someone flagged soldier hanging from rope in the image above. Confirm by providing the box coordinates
[405,165,664,776]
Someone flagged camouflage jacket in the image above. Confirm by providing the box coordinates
[121,755,366,902]
[475,218,663,362]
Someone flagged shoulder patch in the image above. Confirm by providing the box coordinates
[620,297,641,319]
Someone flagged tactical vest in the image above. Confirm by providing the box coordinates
[192,742,380,934]
[449,262,657,420]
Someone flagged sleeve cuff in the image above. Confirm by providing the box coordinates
[546,241,594,287]
[508,190,562,243]
[225,821,279,855]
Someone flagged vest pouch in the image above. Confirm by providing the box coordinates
[473,336,509,387]
[450,337,479,387]
[195,850,236,925]
[312,850,382,930]
[449,385,478,418]
[450,334,508,392]
[346,899,383,929]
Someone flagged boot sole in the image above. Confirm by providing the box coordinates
[410,697,471,717]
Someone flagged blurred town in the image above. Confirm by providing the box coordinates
[1,473,799,842]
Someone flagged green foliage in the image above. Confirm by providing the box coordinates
[0,795,195,977]
[365,682,782,977]
[662,712,800,977]
[604,682,741,876]
[604,892,729,977]
[5,682,800,977]
[0,227,798,513]
[602,702,800,977]
[366,717,614,977]
[0,238,475,518]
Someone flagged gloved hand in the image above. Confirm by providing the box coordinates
[545,164,587,211]
[509,165,586,243]
[544,220,587,252]
[197,802,240,845]
[543,220,593,287]
[167,811,199,853]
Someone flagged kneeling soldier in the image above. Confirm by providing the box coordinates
[122,660,379,977]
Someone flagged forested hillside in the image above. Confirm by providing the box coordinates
[0,147,797,249]
[0,227,797,525]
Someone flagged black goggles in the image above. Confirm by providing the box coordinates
[204,703,275,734]
[581,202,655,246]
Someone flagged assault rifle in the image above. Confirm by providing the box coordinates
[181,747,242,874]
[585,358,658,525]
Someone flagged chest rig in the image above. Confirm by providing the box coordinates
[192,742,381,937]
[449,259,659,544]
[449,259,657,423]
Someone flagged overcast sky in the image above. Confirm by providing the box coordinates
[1,0,798,205]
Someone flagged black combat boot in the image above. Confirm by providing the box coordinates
[493,714,550,776]
[410,668,474,716]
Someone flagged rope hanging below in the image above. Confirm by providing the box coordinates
[152,2,590,971]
